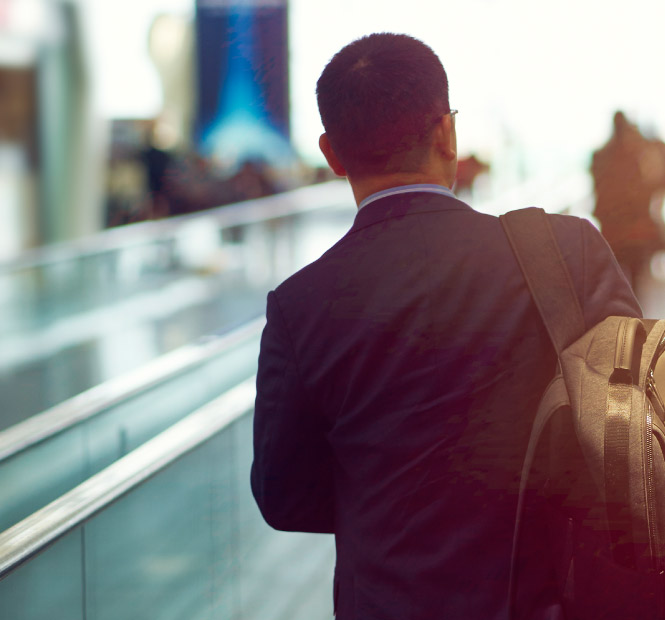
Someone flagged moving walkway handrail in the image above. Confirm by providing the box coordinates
[0,316,265,463]
[0,171,591,276]
[0,376,257,579]
[0,180,353,275]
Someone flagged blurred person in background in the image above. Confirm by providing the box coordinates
[140,121,174,219]
[225,159,276,203]
[591,110,665,288]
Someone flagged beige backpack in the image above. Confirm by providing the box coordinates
[502,207,665,619]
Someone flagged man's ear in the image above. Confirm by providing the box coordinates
[433,115,457,162]
[319,134,347,177]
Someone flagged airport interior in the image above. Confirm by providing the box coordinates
[3,0,665,618]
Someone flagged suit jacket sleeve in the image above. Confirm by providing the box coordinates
[251,290,335,533]
[572,217,643,325]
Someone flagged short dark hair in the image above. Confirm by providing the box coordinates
[316,33,450,178]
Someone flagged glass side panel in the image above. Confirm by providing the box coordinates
[0,426,87,532]
[0,333,260,531]
[0,411,335,619]
[0,529,84,620]
[84,434,232,620]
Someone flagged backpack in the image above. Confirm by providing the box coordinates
[501,207,665,620]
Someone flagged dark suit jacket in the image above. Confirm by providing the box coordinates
[251,191,641,620]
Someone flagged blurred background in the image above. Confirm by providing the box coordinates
[3,0,665,256]
[4,2,665,617]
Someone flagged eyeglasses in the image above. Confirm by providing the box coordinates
[432,109,458,127]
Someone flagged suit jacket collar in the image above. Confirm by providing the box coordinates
[349,191,473,234]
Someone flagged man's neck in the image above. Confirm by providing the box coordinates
[349,172,453,207]
[349,174,453,205]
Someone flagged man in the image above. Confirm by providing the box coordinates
[251,33,641,619]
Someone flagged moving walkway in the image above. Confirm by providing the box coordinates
[0,319,264,532]
[0,373,335,620]
[0,181,356,426]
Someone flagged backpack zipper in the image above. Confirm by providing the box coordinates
[645,399,662,569]
[645,330,665,570]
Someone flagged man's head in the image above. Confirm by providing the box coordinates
[316,33,454,184]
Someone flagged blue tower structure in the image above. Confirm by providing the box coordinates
[195,0,294,168]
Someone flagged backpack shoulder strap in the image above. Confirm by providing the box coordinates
[500,207,586,354]
[509,375,571,619]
